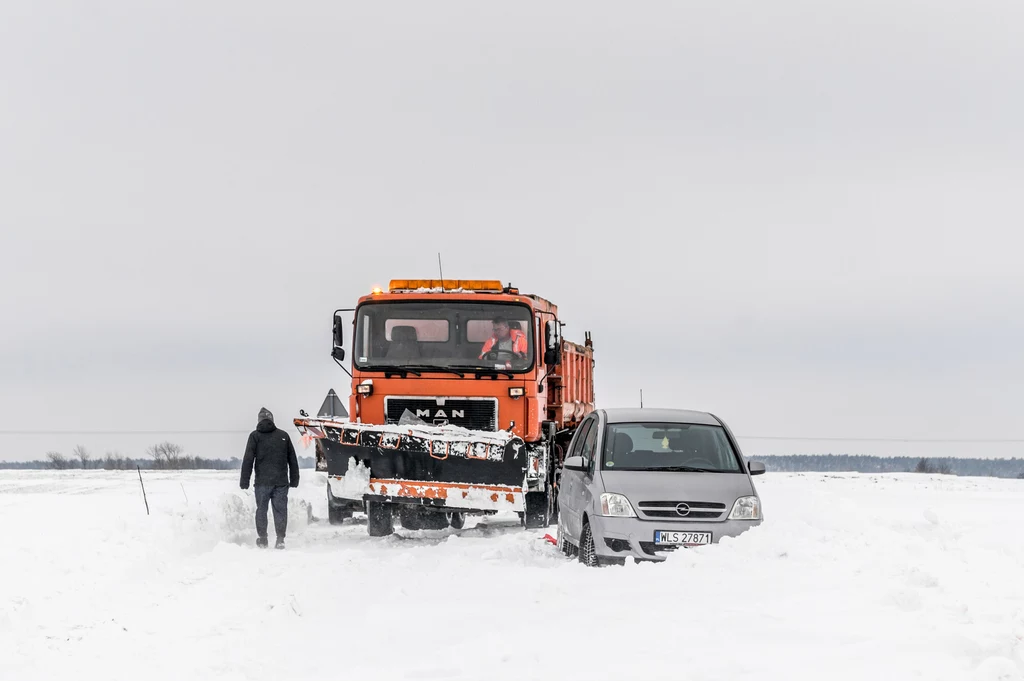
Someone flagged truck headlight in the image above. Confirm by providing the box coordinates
[728,496,761,520]
[599,493,637,518]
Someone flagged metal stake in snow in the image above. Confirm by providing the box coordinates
[137,465,149,515]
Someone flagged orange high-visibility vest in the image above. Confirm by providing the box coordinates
[479,329,527,359]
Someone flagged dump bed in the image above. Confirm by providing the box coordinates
[546,336,595,429]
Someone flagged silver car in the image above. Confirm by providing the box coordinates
[556,408,765,566]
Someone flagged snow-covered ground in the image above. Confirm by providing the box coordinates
[2,470,1023,681]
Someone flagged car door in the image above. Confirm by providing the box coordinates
[576,418,602,529]
[559,417,593,543]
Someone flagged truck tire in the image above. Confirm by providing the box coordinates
[419,510,450,530]
[400,506,448,531]
[367,501,394,537]
[327,485,352,525]
[328,505,351,525]
[398,506,423,530]
[446,511,466,529]
[523,491,550,529]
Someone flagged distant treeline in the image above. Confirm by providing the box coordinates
[3,446,1022,478]
[0,442,316,470]
[760,454,1024,479]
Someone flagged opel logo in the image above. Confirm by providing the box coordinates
[675,503,691,517]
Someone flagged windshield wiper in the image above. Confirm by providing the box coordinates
[361,365,421,377]
[450,365,515,379]
[643,465,717,473]
[400,365,465,378]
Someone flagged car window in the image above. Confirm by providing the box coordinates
[602,422,742,472]
[568,419,593,459]
[580,422,599,473]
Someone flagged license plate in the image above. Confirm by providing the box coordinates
[654,530,712,546]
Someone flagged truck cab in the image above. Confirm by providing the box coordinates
[298,279,595,537]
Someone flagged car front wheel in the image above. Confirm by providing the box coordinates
[579,522,599,567]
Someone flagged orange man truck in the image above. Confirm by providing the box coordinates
[294,279,595,536]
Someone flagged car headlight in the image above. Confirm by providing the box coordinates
[600,493,637,518]
[728,496,761,520]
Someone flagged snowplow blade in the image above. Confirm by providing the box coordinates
[294,417,528,511]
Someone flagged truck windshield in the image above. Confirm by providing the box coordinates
[353,301,534,373]
[602,423,743,472]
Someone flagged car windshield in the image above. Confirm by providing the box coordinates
[602,422,742,472]
[353,301,534,373]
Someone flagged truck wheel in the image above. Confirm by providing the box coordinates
[327,483,353,525]
[446,511,466,529]
[400,506,448,531]
[523,491,550,529]
[328,505,351,525]
[366,501,394,537]
[398,506,423,530]
[419,510,450,530]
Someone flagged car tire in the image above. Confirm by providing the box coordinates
[557,521,576,558]
[579,522,600,567]
[446,511,466,530]
[366,501,394,537]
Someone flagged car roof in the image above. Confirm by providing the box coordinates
[601,408,721,426]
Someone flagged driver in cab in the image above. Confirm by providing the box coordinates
[478,316,527,366]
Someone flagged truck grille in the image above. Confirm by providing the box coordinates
[637,500,726,520]
[384,397,498,432]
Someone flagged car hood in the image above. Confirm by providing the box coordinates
[598,470,756,507]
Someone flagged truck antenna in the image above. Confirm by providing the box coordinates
[640,389,644,408]
[437,252,445,291]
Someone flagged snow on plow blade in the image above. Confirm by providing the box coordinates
[294,416,528,511]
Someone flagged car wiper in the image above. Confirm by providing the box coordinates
[644,465,717,473]
[400,365,465,378]
[449,365,514,379]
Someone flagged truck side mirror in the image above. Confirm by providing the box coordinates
[333,314,345,349]
[544,320,562,366]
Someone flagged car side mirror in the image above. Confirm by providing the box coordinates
[748,460,766,476]
[544,320,562,366]
[563,455,588,472]
[333,313,345,348]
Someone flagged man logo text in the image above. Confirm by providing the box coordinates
[415,409,465,419]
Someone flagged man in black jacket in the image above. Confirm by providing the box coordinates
[240,407,299,549]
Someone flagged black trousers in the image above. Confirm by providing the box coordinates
[254,485,288,539]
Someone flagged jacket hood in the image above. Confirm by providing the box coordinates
[256,419,276,434]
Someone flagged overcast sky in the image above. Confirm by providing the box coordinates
[2,1,1022,462]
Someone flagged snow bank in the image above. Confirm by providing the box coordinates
[2,470,1023,681]
[329,457,371,499]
